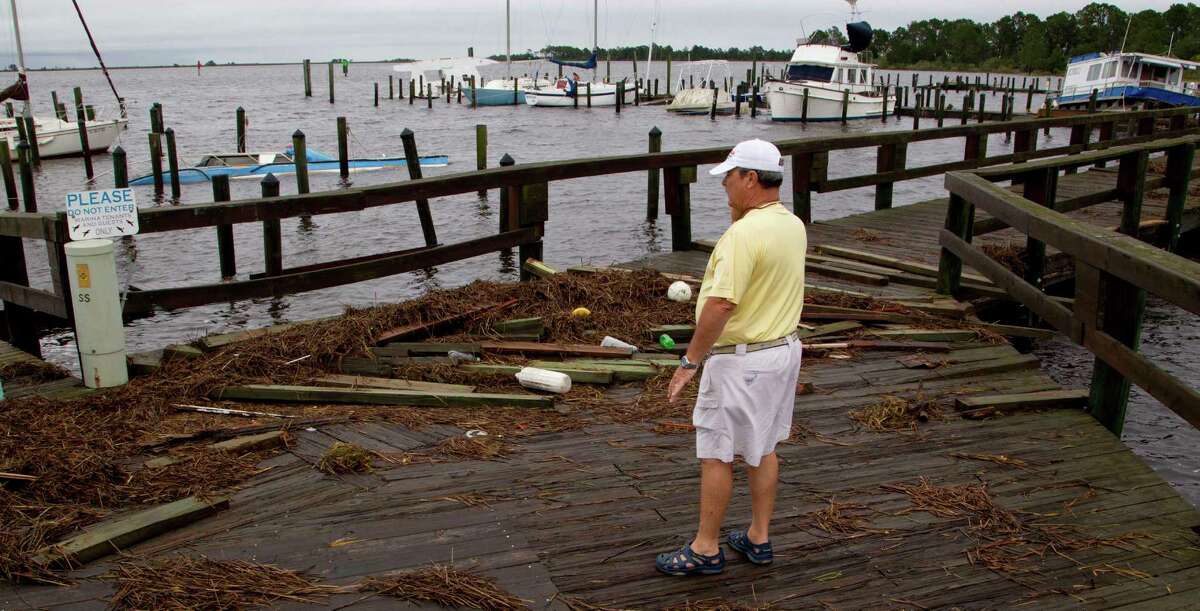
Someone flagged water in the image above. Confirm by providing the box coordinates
[16,63,1195,504]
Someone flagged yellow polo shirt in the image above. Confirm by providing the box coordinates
[695,203,807,347]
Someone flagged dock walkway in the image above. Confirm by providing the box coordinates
[2,163,1199,609]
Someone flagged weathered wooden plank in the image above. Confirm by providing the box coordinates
[213,384,553,408]
[460,363,613,384]
[956,388,1090,414]
[814,244,991,285]
[479,340,635,358]
[795,320,862,340]
[869,329,980,342]
[209,430,287,454]
[375,342,481,356]
[313,374,475,393]
[806,262,889,286]
[376,299,517,344]
[31,496,230,567]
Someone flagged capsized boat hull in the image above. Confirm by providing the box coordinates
[129,155,449,185]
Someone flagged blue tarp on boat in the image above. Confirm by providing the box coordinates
[129,148,449,185]
[548,52,598,70]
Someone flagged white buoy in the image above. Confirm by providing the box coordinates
[515,367,572,394]
[667,280,692,302]
[600,336,638,352]
[64,239,128,388]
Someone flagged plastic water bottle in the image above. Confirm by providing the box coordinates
[0,377,4,401]
[659,334,676,350]
[447,350,479,363]
[600,336,638,352]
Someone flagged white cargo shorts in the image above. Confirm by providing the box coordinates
[693,336,803,467]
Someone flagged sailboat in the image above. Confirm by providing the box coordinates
[522,0,636,107]
[0,0,127,158]
[464,0,550,106]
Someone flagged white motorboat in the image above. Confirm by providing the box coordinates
[667,60,735,114]
[394,57,498,98]
[524,78,635,107]
[765,21,884,122]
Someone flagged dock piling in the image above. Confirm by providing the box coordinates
[841,89,849,124]
[388,75,394,99]
[409,79,415,105]
[734,85,742,117]
[112,145,127,189]
[260,174,283,277]
[148,133,163,196]
[586,82,591,108]
[710,86,718,120]
[664,165,695,252]
[72,88,93,178]
[292,130,309,194]
[303,59,312,96]
[498,153,514,236]
[165,128,181,199]
[336,117,349,179]
[16,142,35,211]
[213,175,236,278]
[881,86,888,123]
[750,85,758,118]
[328,61,334,103]
[0,141,17,209]
[236,107,246,153]
[22,116,39,167]
[647,127,661,220]
[802,88,809,123]
[427,84,433,109]
[50,91,62,120]
[616,82,623,115]
[374,82,379,107]
[399,129,438,247]
[475,124,488,196]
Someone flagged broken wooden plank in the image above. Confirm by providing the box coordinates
[479,340,635,358]
[126,350,164,377]
[209,430,287,454]
[374,342,481,357]
[374,299,517,344]
[173,404,292,419]
[806,262,889,286]
[559,359,662,381]
[313,374,475,394]
[163,344,204,362]
[493,317,544,334]
[870,329,982,342]
[461,363,614,384]
[31,496,230,567]
[568,264,701,284]
[814,244,994,286]
[845,340,953,352]
[522,258,559,279]
[213,384,553,408]
[807,284,872,298]
[969,322,1057,340]
[197,322,299,351]
[796,320,862,340]
[957,389,1090,418]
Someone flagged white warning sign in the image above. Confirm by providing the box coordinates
[64,188,140,241]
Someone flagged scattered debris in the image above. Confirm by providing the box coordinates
[948,452,1030,469]
[384,436,511,465]
[801,498,889,537]
[318,442,374,474]
[849,390,944,432]
[359,564,527,610]
[852,227,882,242]
[980,242,1026,276]
[105,555,338,610]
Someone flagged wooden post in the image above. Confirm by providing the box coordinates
[110,145,128,189]
[303,59,312,96]
[1042,96,1052,134]
[148,132,164,196]
[616,82,623,115]
[710,85,718,120]
[1163,143,1195,252]
[573,82,579,109]
[0,210,38,356]
[20,116,38,167]
[85,105,94,121]
[0,141,17,209]
[165,128,181,199]
[977,93,986,123]
[666,55,671,95]
[841,89,849,124]
[750,85,758,118]
[734,85,742,117]
[936,193,974,295]
[260,174,283,277]
[427,83,433,109]
[647,126,661,220]
[292,130,310,194]
[1020,168,1058,325]
[236,107,246,153]
[328,61,335,103]
[935,91,945,127]
[1026,80,1035,112]
[498,153,514,236]
[213,175,236,279]
[881,86,888,123]
[912,93,921,130]
[790,152,822,224]
[512,79,518,105]
[336,117,349,179]
[1095,121,1115,168]
[16,142,34,211]
[802,88,809,123]
[664,166,695,251]
[50,90,61,119]
[1011,128,1037,186]
[150,102,163,134]
[73,87,92,178]
[1087,89,1098,114]
[1088,149,1150,436]
[400,129,438,247]
[960,93,970,125]
[515,181,548,282]
[586,82,592,108]
[874,142,906,210]
[475,124,488,197]
[374,82,379,107]
[388,75,394,99]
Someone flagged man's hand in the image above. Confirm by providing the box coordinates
[667,366,698,403]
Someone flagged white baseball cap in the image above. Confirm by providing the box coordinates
[709,139,785,176]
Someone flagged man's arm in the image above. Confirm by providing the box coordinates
[668,297,736,403]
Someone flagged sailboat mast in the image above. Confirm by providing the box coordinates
[592,0,598,81]
[645,0,658,84]
[505,0,511,79]
[9,0,29,117]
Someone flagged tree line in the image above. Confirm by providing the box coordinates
[490,3,1200,74]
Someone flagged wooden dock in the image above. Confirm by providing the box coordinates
[3,109,1200,609]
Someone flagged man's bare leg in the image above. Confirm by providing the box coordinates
[745,452,778,544]
[690,458,733,555]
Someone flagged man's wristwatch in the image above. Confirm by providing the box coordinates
[680,355,700,370]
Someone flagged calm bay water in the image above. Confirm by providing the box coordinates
[9,62,1196,504]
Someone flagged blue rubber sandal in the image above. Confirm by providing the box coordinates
[728,530,773,565]
[655,544,726,576]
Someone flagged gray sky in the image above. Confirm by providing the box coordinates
[1,0,1184,68]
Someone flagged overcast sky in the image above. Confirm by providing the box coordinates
[0,0,1184,68]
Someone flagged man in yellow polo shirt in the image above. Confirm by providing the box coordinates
[656,139,807,576]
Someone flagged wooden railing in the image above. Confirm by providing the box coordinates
[936,135,1200,435]
[2,106,1198,359]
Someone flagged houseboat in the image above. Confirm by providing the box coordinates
[1053,51,1200,110]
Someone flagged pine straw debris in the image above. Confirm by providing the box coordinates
[359,564,528,610]
[317,442,374,474]
[882,477,1148,577]
[801,498,889,537]
[980,241,1026,276]
[105,556,339,610]
[948,451,1030,469]
[0,360,71,386]
[382,436,511,466]
[849,390,944,432]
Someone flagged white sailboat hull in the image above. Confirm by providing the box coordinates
[0,116,127,158]
[524,84,636,107]
[765,83,883,121]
